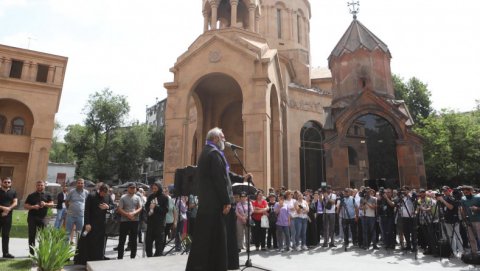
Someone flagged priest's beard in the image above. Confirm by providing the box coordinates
[217,140,225,151]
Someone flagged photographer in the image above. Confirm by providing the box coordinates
[377,188,396,250]
[397,186,416,252]
[460,186,480,254]
[336,188,358,250]
[360,188,378,250]
[436,186,463,256]
[321,186,337,248]
[417,189,434,254]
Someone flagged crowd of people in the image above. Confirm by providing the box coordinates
[231,184,480,259]
[1,177,480,265]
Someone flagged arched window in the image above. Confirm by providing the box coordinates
[0,115,6,133]
[348,114,398,182]
[11,117,25,135]
[348,146,357,165]
[300,121,325,191]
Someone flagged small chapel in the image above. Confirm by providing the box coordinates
[163,0,426,192]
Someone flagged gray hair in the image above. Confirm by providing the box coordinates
[206,127,223,141]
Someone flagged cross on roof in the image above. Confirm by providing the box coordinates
[347,1,360,20]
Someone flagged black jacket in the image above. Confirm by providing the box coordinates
[56,192,66,210]
[196,145,239,215]
[145,192,169,226]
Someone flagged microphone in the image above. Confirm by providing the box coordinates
[225,142,243,150]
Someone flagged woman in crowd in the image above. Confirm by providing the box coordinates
[274,193,290,252]
[236,192,253,251]
[306,194,318,247]
[252,191,268,251]
[294,192,309,251]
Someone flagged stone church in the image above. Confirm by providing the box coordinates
[163,0,426,192]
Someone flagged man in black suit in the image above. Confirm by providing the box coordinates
[0,177,18,258]
[186,127,252,271]
[24,180,54,255]
[80,183,115,263]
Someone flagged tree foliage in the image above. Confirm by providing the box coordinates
[393,75,433,126]
[83,89,129,180]
[146,127,165,162]
[49,121,75,163]
[116,124,151,181]
[414,107,480,186]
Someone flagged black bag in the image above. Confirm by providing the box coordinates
[461,252,480,265]
[432,239,452,258]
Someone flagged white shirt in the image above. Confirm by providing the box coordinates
[324,193,337,214]
[285,198,297,218]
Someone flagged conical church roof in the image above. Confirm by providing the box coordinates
[329,19,390,58]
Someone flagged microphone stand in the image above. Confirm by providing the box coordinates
[230,148,270,271]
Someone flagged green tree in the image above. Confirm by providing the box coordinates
[83,88,130,180]
[64,124,94,178]
[146,127,165,162]
[49,121,75,163]
[415,108,480,186]
[116,124,150,181]
[393,75,433,126]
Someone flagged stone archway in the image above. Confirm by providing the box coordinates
[188,73,244,173]
[346,113,399,188]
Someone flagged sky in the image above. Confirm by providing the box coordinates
[1,0,478,128]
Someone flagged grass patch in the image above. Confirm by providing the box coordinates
[11,210,28,238]
[10,209,54,238]
[0,259,32,271]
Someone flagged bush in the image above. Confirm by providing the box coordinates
[30,227,76,271]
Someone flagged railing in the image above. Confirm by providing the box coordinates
[0,124,31,136]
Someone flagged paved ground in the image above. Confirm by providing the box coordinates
[8,237,479,271]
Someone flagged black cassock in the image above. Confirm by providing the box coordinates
[76,191,114,264]
[186,144,243,271]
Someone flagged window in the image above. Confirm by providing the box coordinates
[9,60,24,79]
[300,121,325,191]
[11,118,25,135]
[36,64,49,83]
[0,115,6,133]
[348,146,358,165]
[277,9,282,39]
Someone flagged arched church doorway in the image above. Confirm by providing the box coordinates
[300,121,325,191]
[189,73,244,174]
[346,114,399,187]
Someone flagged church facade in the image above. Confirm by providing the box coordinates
[163,0,426,192]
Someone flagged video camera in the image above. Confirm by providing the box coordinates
[379,187,385,197]
[452,188,463,201]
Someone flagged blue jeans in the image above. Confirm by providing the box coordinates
[54,208,66,229]
[276,225,290,250]
[294,217,307,247]
[66,215,84,240]
[362,216,376,248]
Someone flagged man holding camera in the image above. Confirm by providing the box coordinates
[417,189,434,254]
[436,186,463,256]
[397,186,416,251]
[360,188,377,250]
[336,188,358,250]
[321,185,336,248]
[377,188,396,250]
[461,185,480,254]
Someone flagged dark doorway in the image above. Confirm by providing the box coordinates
[300,121,325,191]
